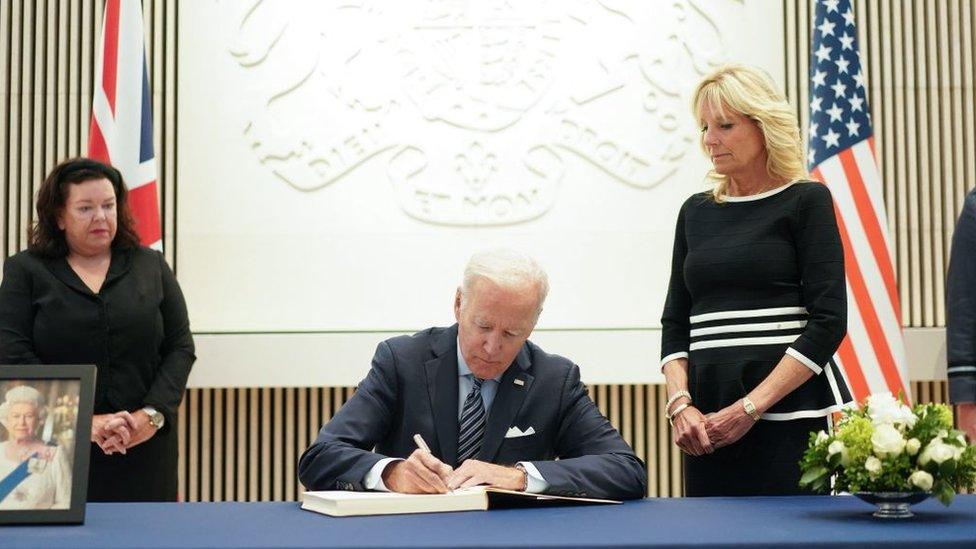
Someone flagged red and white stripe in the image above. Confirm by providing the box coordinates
[88,0,161,249]
[813,138,910,403]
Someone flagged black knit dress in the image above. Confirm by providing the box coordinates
[661,181,853,496]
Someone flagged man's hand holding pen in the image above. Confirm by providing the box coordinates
[381,448,454,494]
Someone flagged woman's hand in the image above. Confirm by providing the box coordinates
[662,358,714,456]
[672,405,713,456]
[703,400,756,449]
[91,412,136,455]
[122,409,160,450]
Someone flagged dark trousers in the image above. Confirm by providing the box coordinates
[87,424,178,502]
[684,416,829,497]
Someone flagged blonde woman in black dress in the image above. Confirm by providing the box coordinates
[660,64,852,496]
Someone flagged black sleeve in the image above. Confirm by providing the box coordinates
[787,183,847,373]
[0,254,43,364]
[660,202,691,366]
[947,190,976,403]
[143,252,196,426]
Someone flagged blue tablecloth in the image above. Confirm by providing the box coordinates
[2,495,974,548]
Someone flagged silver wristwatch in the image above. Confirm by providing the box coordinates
[143,406,165,430]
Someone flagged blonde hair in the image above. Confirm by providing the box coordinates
[691,64,808,201]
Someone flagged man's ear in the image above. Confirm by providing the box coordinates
[454,288,463,322]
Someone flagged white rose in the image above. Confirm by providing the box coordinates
[828,440,850,466]
[899,407,918,428]
[919,439,956,465]
[906,438,921,455]
[909,470,934,491]
[864,456,882,475]
[866,392,916,428]
[866,392,899,420]
[815,430,830,445]
[871,424,906,457]
[918,443,933,465]
[828,440,845,455]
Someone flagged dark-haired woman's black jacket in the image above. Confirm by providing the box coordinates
[0,246,195,501]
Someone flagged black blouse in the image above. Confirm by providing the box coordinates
[0,247,195,427]
[660,182,852,418]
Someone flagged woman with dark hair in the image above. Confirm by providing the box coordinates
[0,158,195,502]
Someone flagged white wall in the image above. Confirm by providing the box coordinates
[178,0,785,385]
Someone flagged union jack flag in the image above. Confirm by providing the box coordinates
[808,0,909,403]
[88,0,161,250]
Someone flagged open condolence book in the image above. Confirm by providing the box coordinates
[301,487,620,517]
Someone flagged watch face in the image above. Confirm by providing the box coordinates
[145,409,163,428]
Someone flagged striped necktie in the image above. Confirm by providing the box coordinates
[456,377,486,464]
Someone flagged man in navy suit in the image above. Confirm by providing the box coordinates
[298,249,646,500]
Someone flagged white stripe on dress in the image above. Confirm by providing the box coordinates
[690,320,807,338]
[689,306,807,324]
[760,403,848,421]
[825,362,848,407]
[785,347,823,375]
[659,352,689,370]
[689,334,799,351]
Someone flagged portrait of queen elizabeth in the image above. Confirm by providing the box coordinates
[0,385,71,510]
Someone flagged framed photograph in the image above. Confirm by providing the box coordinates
[0,365,95,524]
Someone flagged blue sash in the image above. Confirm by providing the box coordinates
[0,453,37,502]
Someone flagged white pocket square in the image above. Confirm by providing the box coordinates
[504,426,536,439]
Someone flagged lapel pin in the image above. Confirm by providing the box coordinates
[514,379,525,386]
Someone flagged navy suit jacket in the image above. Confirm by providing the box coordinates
[948,188,976,403]
[297,325,647,500]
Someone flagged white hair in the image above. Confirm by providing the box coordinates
[460,248,550,317]
[0,385,46,423]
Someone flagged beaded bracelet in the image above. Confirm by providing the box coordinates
[664,390,691,415]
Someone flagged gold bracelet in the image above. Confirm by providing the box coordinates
[667,402,692,426]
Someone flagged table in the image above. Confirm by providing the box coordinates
[2,495,974,548]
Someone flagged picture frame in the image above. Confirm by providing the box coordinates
[0,364,95,525]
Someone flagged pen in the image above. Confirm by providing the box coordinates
[413,433,431,453]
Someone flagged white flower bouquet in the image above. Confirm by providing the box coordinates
[799,393,976,505]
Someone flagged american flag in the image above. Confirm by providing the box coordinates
[808,0,909,403]
[88,0,161,250]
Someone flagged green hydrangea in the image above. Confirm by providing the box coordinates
[908,403,954,444]
[836,415,873,464]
